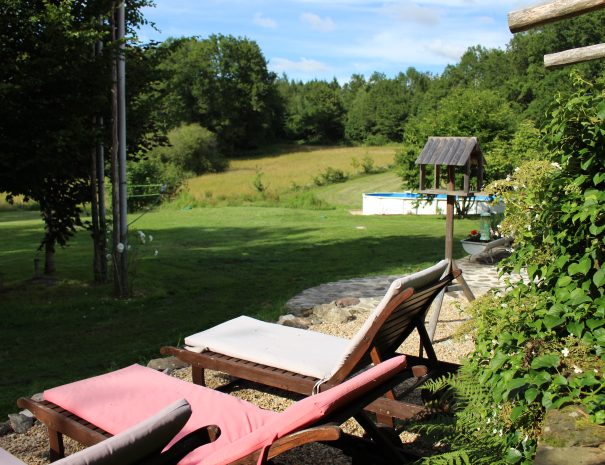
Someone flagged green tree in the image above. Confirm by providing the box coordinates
[153,123,227,175]
[397,87,519,187]
[0,0,152,274]
[281,79,345,143]
[156,35,282,153]
[488,119,546,180]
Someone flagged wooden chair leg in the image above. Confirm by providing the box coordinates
[48,428,65,462]
[191,366,206,386]
[370,348,395,427]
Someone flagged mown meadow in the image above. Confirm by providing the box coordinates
[0,146,476,418]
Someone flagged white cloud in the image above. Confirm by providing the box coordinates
[387,3,441,26]
[300,12,336,32]
[253,12,277,28]
[270,57,330,74]
[427,39,467,60]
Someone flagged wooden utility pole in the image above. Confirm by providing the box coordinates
[110,2,129,297]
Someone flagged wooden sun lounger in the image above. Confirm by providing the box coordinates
[18,358,415,464]
[162,267,462,424]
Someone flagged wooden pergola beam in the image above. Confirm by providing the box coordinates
[544,42,605,67]
[508,0,605,33]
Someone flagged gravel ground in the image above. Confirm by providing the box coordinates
[0,294,473,464]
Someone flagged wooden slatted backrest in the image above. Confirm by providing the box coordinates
[372,270,458,361]
[325,262,458,386]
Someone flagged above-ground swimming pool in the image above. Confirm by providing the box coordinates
[362,192,501,215]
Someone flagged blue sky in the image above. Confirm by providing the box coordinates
[138,0,537,82]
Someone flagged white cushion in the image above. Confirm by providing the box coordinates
[185,316,350,379]
[185,260,449,382]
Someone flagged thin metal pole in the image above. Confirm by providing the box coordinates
[117,1,128,295]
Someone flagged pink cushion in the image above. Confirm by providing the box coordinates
[202,355,407,465]
[44,365,277,465]
[44,356,406,465]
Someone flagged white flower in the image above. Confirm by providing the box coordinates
[127,244,132,251]
[154,250,159,256]
[526,224,532,231]
[573,365,583,374]
[506,175,512,181]
[116,242,125,253]
[551,162,561,170]
[137,230,145,238]
[486,417,491,424]
[561,348,570,357]
[514,167,520,172]
[594,369,598,374]
[149,235,153,242]
[492,339,499,346]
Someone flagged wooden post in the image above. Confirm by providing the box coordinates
[508,0,605,33]
[444,167,455,261]
[545,43,605,68]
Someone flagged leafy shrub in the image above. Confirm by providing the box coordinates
[156,123,228,175]
[351,154,377,174]
[127,157,185,211]
[313,167,348,186]
[252,169,268,194]
[364,133,390,146]
[281,191,333,210]
[417,73,605,465]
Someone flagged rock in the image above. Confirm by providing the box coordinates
[313,305,354,324]
[277,314,310,329]
[0,421,12,436]
[147,356,189,371]
[335,297,360,308]
[8,413,35,434]
[534,446,605,465]
[19,409,34,418]
[534,406,605,465]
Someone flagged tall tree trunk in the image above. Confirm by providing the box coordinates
[90,122,108,283]
[43,208,56,275]
[91,28,108,284]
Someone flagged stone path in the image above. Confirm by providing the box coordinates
[285,258,522,314]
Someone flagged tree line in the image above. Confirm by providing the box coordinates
[1,1,604,284]
[134,10,605,185]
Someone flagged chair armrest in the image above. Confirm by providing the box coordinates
[265,425,341,460]
[142,425,221,465]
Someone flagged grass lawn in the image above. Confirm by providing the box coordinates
[186,145,398,201]
[313,171,404,209]
[0,205,477,417]
[1,144,479,417]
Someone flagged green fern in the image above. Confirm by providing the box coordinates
[410,366,510,465]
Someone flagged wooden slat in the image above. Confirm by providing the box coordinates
[508,0,605,33]
[544,42,605,67]
[17,398,110,456]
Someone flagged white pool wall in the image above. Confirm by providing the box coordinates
[362,192,503,216]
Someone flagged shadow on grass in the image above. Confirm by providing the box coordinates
[0,214,466,417]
